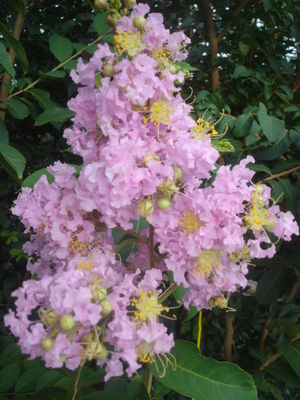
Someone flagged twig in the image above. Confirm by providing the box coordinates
[125,229,149,244]
[217,0,250,43]
[258,165,300,184]
[288,279,299,300]
[224,314,234,361]
[6,28,112,101]
[261,333,300,370]
[201,0,219,92]
[259,316,271,352]
[0,0,28,120]
[158,283,178,304]
[72,363,84,400]
[149,225,155,268]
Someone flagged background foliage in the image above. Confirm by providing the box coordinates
[0,0,299,399]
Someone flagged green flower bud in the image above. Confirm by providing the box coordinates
[93,287,108,302]
[107,14,119,27]
[83,342,108,361]
[60,314,75,331]
[95,343,108,360]
[157,197,171,210]
[100,299,113,316]
[124,0,136,8]
[94,0,108,10]
[183,69,190,79]
[133,16,146,31]
[40,338,54,351]
[103,64,114,78]
[39,308,58,327]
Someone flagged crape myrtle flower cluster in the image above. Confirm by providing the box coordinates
[5,1,299,380]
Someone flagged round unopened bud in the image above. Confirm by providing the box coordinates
[133,16,146,30]
[100,299,113,316]
[174,167,183,181]
[124,0,136,8]
[107,14,119,27]
[40,338,54,351]
[264,218,275,231]
[103,64,114,78]
[157,198,171,210]
[168,65,178,74]
[94,0,108,11]
[94,287,107,302]
[40,308,58,327]
[60,314,75,331]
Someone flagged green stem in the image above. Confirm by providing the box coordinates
[6,28,112,100]
[145,364,153,395]
[158,283,178,304]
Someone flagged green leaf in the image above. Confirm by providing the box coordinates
[0,119,9,143]
[289,129,300,149]
[35,371,62,391]
[28,89,57,110]
[280,341,300,378]
[0,22,28,73]
[15,367,46,392]
[0,142,26,180]
[233,113,253,138]
[151,340,257,400]
[34,107,75,126]
[233,65,251,79]
[0,363,20,392]
[49,34,73,62]
[22,168,54,188]
[36,387,67,400]
[39,70,66,79]
[266,359,300,388]
[239,42,250,56]
[254,137,291,161]
[257,103,285,142]
[5,98,29,119]
[79,379,150,400]
[247,163,272,176]
[0,43,15,79]
[256,267,296,305]
[93,12,110,35]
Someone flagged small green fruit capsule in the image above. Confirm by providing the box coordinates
[133,16,146,31]
[60,314,75,331]
[101,299,113,316]
[138,198,154,216]
[174,167,183,181]
[168,65,178,74]
[124,0,136,9]
[157,198,171,210]
[94,287,107,302]
[40,338,54,351]
[94,0,108,11]
[103,64,114,78]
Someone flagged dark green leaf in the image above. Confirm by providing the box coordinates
[34,107,75,126]
[49,34,73,62]
[93,12,110,35]
[247,163,272,176]
[35,371,62,391]
[281,341,300,378]
[0,43,15,79]
[0,119,9,143]
[239,42,250,56]
[15,367,46,392]
[256,267,296,305]
[257,103,285,142]
[151,340,257,400]
[0,363,20,392]
[5,98,29,119]
[233,113,253,138]
[39,70,66,79]
[36,387,67,400]
[0,22,28,73]
[6,0,26,16]
[254,137,291,161]
[28,89,57,110]
[266,359,300,388]
[233,65,251,79]
[0,142,26,180]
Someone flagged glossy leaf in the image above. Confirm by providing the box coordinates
[281,340,300,377]
[0,22,28,73]
[28,89,57,110]
[0,119,9,143]
[34,107,75,126]
[35,371,62,391]
[5,98,29,120]
[0,363,20,392]
[257,103,285,142]
[0,43,15,79]
[22,168,54,188]
[0,142,26,180]
[15,367,46,392]
[93,12,110,35]
[49,34,73,62]
[151,340,257,400]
